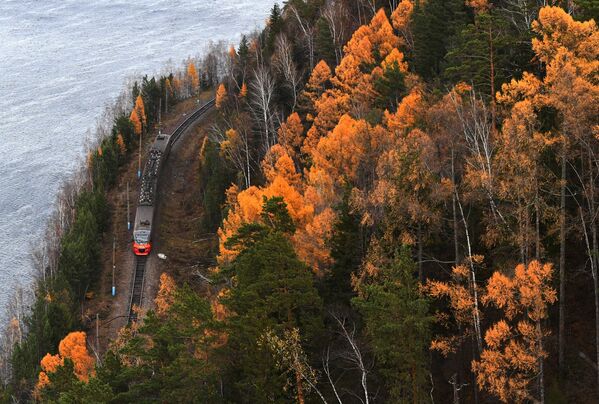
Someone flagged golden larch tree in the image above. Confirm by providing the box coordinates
[473,261,556,403]
[216,83,227,109]
[187,61,199,94]
[35,331,95,396]
[129,108,142,136]
[134,94,147,127]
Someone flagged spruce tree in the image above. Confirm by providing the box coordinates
[353,248,433,402]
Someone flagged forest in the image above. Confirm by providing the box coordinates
[2,0,599,402]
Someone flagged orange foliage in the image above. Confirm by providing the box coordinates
[134,94,147,127]
[391,0,414,33]
[187,61,199,93]
[473,261,556,403]
[384,88,424,135]
[380,48,408,73]
[216,83,227,109]
[36,331,95,396]
[466,0,489,14]
[302,92,350,156]
[155,273,177,316]
[262,145,301,187]
[129,108,142,136]
[277,112,304,161]
[425,264,477,355]
[301,60,332,115]
[239,81,248,98]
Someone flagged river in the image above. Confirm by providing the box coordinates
[0,0,275,321]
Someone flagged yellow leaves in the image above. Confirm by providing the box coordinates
[532,6,598,64]
[380,48,408,73]
[220,128,240,156]
[59,331,95,381]
[277,112,304,161]
[262,144,301,187]
[367,8,400,59]
[129,108,142,136]
[384,88,423,135]
[390,0,414,32]
[306,60,332,96]
[134,94,146,126]
[155,273,176,316]
[215,83,227,109]
[187,62,199,92]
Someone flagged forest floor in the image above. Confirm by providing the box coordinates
[83,93,216,356]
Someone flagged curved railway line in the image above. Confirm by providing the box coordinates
[127,99,215,324]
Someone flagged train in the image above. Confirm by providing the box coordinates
[131,99,215,256]
[132,132,171,255]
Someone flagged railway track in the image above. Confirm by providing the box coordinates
[128,255,147,323]
[127,98,214,324]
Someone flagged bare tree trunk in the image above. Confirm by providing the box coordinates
[456,190,483,354]
[535,185,541,260]
[559,147,566,374]
[537,319,545,404]
[452,149,460,266]
[418,222,423,281]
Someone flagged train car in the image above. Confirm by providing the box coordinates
[132,133,171,255]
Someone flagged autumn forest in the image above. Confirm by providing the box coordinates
[3,0,599,402]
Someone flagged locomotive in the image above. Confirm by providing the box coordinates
[132,133,171,255]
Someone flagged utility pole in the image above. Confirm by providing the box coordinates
[112,235,116,297]
[96,313,100,356]
[165,84,169,114]
[127,181,130,230]
[138,129,142,179]
[158,98,162,125]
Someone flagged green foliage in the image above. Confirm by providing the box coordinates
[411,0,470,81]
[260,196,296,234]
[315,17,338,67]
[353,248,433,403]
[443,10,532,98]
[57,377,115,404]
[374,60,407,111]
[576,0,599,21]
[198,140,235,232]
[324,188,364,305]
[58,191,108,298]
[109,285,220,402]
[266,4,283,56]
[221,199,323,401]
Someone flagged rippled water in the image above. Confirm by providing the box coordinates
[0,0,274,319]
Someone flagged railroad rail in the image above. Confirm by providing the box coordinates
[127,98,215,324]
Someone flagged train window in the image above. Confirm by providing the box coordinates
[134,230,150,244]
